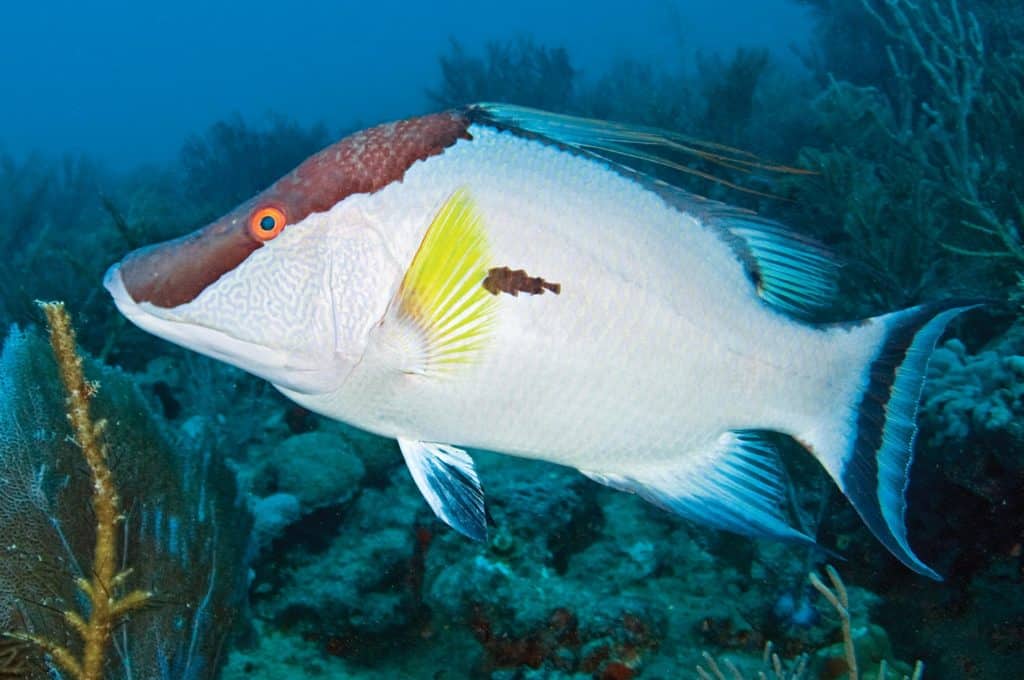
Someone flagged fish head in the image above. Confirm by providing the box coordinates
[104,111,473,395]
[103,188,391,395]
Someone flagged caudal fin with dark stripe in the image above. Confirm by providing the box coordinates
[829,302,981,579]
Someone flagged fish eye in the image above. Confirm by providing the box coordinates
[250,206,287,241]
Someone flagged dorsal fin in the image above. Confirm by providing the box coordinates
[713,212,839,317]
[642,180,840,318]
[466,102,811,195]
[467,103,836,317]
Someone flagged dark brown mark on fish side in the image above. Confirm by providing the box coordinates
[483,267,561,297]
[118,111,472,308]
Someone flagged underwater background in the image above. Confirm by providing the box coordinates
[1,0,1022,677]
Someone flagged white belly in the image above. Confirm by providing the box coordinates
[291,125,861,474]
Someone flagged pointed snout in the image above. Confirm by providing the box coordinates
[105,215,261,308]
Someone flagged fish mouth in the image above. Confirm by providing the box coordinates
[104,262,146,320]
[103,263,342,394]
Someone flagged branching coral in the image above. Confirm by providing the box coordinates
[782,0,1023,308]
[6,302,152,680]
[428,37,576,112]
[0,154,109,338]
[697,566,925,680]
[809,566,858,679]
[697,640,808,680]
[859,0,1024,286]
[698,48,772,143]
[809,566,924,680]
[180,114,331,218]
[861,0,984,187]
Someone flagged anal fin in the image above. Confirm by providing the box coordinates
[583,430,811,544]
[398,438,487,541]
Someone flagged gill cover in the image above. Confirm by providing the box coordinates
[105,210,352,394]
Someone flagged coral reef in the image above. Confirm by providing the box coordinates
[254,431,367,512]
[925,334,1024,451]
[698,567,923,679]
[222,448,921,678]
[789,0,1024,310]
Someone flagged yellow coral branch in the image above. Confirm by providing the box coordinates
[24,301,153,680]
[4,630,83,678]
[809,564,857,680]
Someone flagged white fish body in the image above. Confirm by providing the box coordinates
[285,124,870,475]
[104,105,977,579]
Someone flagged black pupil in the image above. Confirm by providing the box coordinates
[259,215,277,231]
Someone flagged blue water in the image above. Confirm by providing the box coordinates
[1,1,1021,678]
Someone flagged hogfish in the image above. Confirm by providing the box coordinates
[104,104,976,579]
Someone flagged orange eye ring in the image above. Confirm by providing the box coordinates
[250,206,287,241]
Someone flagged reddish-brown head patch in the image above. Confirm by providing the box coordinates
[117,111,472,308]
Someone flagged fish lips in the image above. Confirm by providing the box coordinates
[103,262,348,395]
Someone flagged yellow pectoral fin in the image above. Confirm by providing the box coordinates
[391,188,497,376]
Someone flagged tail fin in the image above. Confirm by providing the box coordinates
[805,302,981,580]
